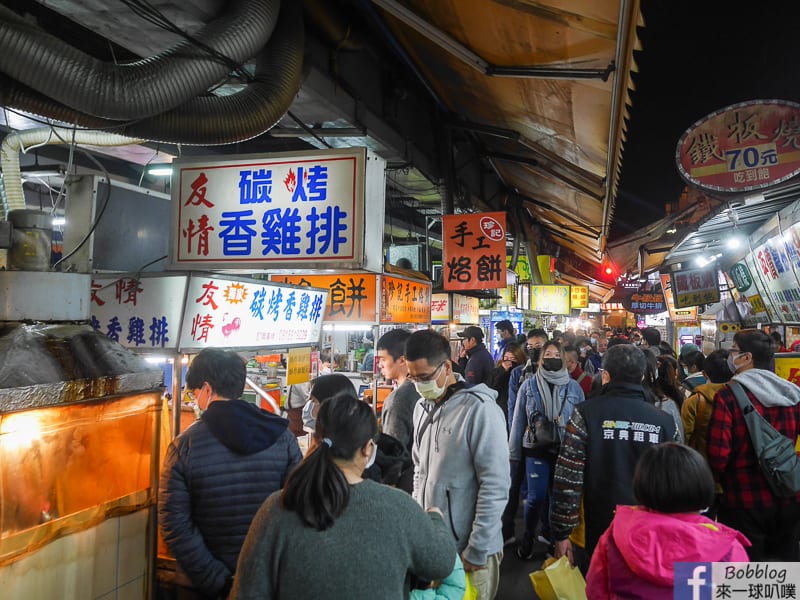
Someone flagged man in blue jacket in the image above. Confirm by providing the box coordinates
[457,325,495,385]
[159,348,302,599]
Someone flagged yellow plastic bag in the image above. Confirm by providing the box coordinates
[463,572,478,600]
[529,556,587,600]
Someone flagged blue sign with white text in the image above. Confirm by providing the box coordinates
[674,563,712,600]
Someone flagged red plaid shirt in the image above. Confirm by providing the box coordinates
[707,380,800,508]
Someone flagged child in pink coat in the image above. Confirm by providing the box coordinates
[587,442,750,599]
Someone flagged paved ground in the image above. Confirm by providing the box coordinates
[496,536,548,599]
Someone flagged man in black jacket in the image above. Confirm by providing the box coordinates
[457,325,495,385]
[550,344,678,567]
[159,348,302,599]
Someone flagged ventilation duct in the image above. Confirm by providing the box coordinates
[0,0,280,120]
[0,0,303,146]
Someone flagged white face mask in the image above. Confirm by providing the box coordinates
[414,377,447,401]
[302,399,316,433]
[365,440,377,469]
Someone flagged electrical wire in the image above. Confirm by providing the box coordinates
[51,148,111,271]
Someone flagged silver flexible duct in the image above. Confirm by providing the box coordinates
[0,0,280,121]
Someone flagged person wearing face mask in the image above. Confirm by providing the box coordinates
[487,342,527,428]
[159,348,302,600]
[231,392,457,600]
[508,341,585,559]
[584,335,608,375]
[707,329,800,561]
[302,373,359,438]
[405,329,510,600]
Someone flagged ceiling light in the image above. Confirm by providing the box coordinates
[146,163,173,177]
[727,237,742,249]
[666,227,677,234]
[52,216,65,226]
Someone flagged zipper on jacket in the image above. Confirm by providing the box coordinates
[446,489,459,541]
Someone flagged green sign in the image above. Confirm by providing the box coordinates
[506,255,532,282]
[728,262,753,293]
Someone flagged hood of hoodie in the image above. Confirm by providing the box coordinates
[202,399,290,455]
[610,506,750,586]
[734,368,800,407]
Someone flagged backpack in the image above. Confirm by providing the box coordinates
[729,381,800,498]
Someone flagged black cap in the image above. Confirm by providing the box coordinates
[457,326,484,341]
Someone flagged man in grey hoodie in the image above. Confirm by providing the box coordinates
[405,329,510,600]
[707,328,800,561]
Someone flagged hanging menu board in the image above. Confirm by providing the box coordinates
[726,260,773,324]
[749,232,800,323]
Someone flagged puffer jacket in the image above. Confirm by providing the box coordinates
[159,399,302,597]
[587,505,750,599]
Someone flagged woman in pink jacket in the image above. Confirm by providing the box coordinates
[587,442,750,599]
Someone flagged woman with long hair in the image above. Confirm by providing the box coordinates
[642,352,685,442]
[508,340,586,559]
[488,342,527,426]
[231,392,457,600]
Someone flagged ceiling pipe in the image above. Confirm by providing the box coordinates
[0,0,304,146]
[0,0,280,121]
[0,127,145,219]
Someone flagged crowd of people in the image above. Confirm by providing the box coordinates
[157,325,800,600]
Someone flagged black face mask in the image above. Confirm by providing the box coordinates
[542,358,563,372]
[528,347,541,363]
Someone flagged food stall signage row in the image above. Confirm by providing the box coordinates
[677,99,800,192]
[90,274,328,351]
[430,293,480,323]
[749,231,800,323]
[275,274,379,322]
[659,274,698,322]
[168,147,385,272]
[443,212,506,291]
[274,273,431,324]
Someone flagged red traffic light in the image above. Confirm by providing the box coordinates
[603,265,614,276]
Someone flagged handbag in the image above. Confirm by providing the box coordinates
[522,387,568,455]
[530,556,587,600]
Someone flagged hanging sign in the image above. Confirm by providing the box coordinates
[670,268,721,308]
[380,275,431,323]
[90,274,188,350]
[431,293,450,322]
[442,212,506,290]
[273,274,378,322]
[286,347,312,385]
[179,275,327,351]
[453,294,480,323]
[660,273,698,322]
[676,99,800,192]
[726,260,772,324]
[570,286,589,309]
[530,285,570,315]
[168,147,385,272]
[506,255,532,282]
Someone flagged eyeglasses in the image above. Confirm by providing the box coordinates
[408,361,446,383]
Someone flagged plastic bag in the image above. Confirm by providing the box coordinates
[463,572,478,600]
[529,556,587,600]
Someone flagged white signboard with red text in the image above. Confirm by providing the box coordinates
[89,274,327,351]
[168,148,385,273]
[179,275,327,351]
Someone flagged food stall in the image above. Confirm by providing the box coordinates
[0,271,163,600]
[276,272,432,414]
[431,292,481,361]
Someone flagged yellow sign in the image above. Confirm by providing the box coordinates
[530,285,570,315]
[380,275,432,323]
[506,255,533,282]
[570,286,589,309]
[536,255,553,284]
[748,294,766,313]
[286,347,311,385]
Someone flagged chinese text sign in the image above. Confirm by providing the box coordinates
[275,274,378,323]
[380,275,431,323]
[677,100,800,192]
[670,269,720,309]
[170,148,371,270]
[179,276,327,351]
[530,285,570,315]
[443,212,506,290]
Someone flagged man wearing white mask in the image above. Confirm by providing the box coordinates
[405,329,510,600]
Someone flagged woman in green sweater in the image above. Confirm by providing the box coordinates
[231,392,457,600]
